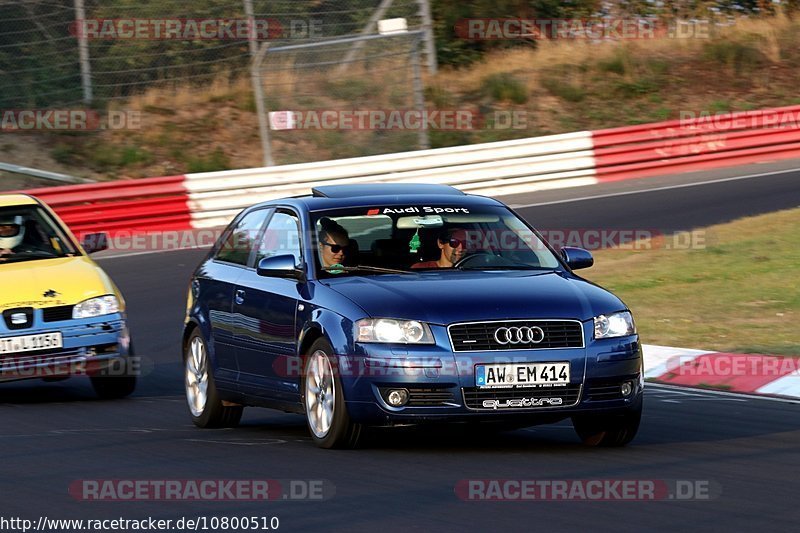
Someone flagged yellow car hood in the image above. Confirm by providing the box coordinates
[0,256,120,311]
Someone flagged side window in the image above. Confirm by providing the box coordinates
[215,209,270,266]
[255,211,302,265]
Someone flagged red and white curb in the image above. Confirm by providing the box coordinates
[643,344,800,399]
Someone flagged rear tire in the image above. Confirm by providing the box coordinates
[303,338,362,449]
[572,401,642,447]
[185,330,243,428]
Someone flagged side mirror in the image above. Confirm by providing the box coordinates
[256,255,305,281]
[81,232,109,254]
[561,246,594,270]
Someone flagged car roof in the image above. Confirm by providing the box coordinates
[311,183,465,198]
[252,184,504,212]
[0,194,39,208]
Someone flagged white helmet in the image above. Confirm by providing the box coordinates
[0,215,24,250]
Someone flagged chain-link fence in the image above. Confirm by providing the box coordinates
[1,0,435,166]
[1,1,83,107]
[257,30,429,165]
[0,0,432,107]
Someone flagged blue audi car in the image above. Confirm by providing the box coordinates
[182,184,642,448]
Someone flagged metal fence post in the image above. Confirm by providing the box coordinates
[252,44,275,167]
[244,0,274,167]
[417,0,437,75]
[337,0,395,73]
[411,35,430,150]
[73,0,93,104]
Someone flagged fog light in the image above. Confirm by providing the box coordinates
[119,325,130,351]
[621,381,633,397]
[386,389,409,407]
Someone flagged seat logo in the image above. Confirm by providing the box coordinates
[10,313,28,325]
[494,326,545,345]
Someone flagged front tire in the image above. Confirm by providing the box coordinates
[90,345,137,400]
[303,338,362,449]
[185,330,243,428]
[572,401,642,447]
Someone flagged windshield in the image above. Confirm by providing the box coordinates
[0,205,79,264]
[311,204,562,277]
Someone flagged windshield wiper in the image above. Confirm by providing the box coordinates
[0,251,67,264]
[456,259,555,271]
[482,265,555,270]
[322,265,413,275]
[0,256,48,264]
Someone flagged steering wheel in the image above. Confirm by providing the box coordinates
[452,252,496,269]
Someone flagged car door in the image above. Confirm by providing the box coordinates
[234,209,303,399]
[203,207,272,380]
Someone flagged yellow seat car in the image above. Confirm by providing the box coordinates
[0,194,135,398]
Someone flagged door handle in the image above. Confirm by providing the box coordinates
[235,289,245,305]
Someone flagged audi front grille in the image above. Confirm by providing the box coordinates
[447,320,585,352]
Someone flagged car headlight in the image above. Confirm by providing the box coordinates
[355,318,435,344]
[73,295,120,319]
[593,311,636,339]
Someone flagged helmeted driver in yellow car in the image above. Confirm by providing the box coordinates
[0,214,25,256]
[0,213,54,260]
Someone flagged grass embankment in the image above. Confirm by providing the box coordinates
[583,208,800,356]
[6,15,800,183]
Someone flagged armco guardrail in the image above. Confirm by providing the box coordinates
[0,162,90,185]
[22,176,190,235]
[184,131,596,228]
[592,104,800,182]
[15,104,800,235]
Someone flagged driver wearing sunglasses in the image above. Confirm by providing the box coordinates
[318,217,351,268]
[412,227,469,269]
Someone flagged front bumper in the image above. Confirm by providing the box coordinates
[337,324,642,426]
[0,313,130,383]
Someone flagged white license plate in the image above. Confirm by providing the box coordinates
[0,332,63,354]
[476,362,570,388]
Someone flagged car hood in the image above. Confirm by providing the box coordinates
[0,256,119,312]
[322,271,625,324]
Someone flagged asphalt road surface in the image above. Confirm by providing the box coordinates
[2,165,800,532]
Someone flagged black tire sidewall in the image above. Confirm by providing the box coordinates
[90,342,137,399]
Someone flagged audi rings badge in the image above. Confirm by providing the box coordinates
[493,326,545,345]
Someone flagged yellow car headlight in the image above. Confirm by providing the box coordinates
[72,295,120,319]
